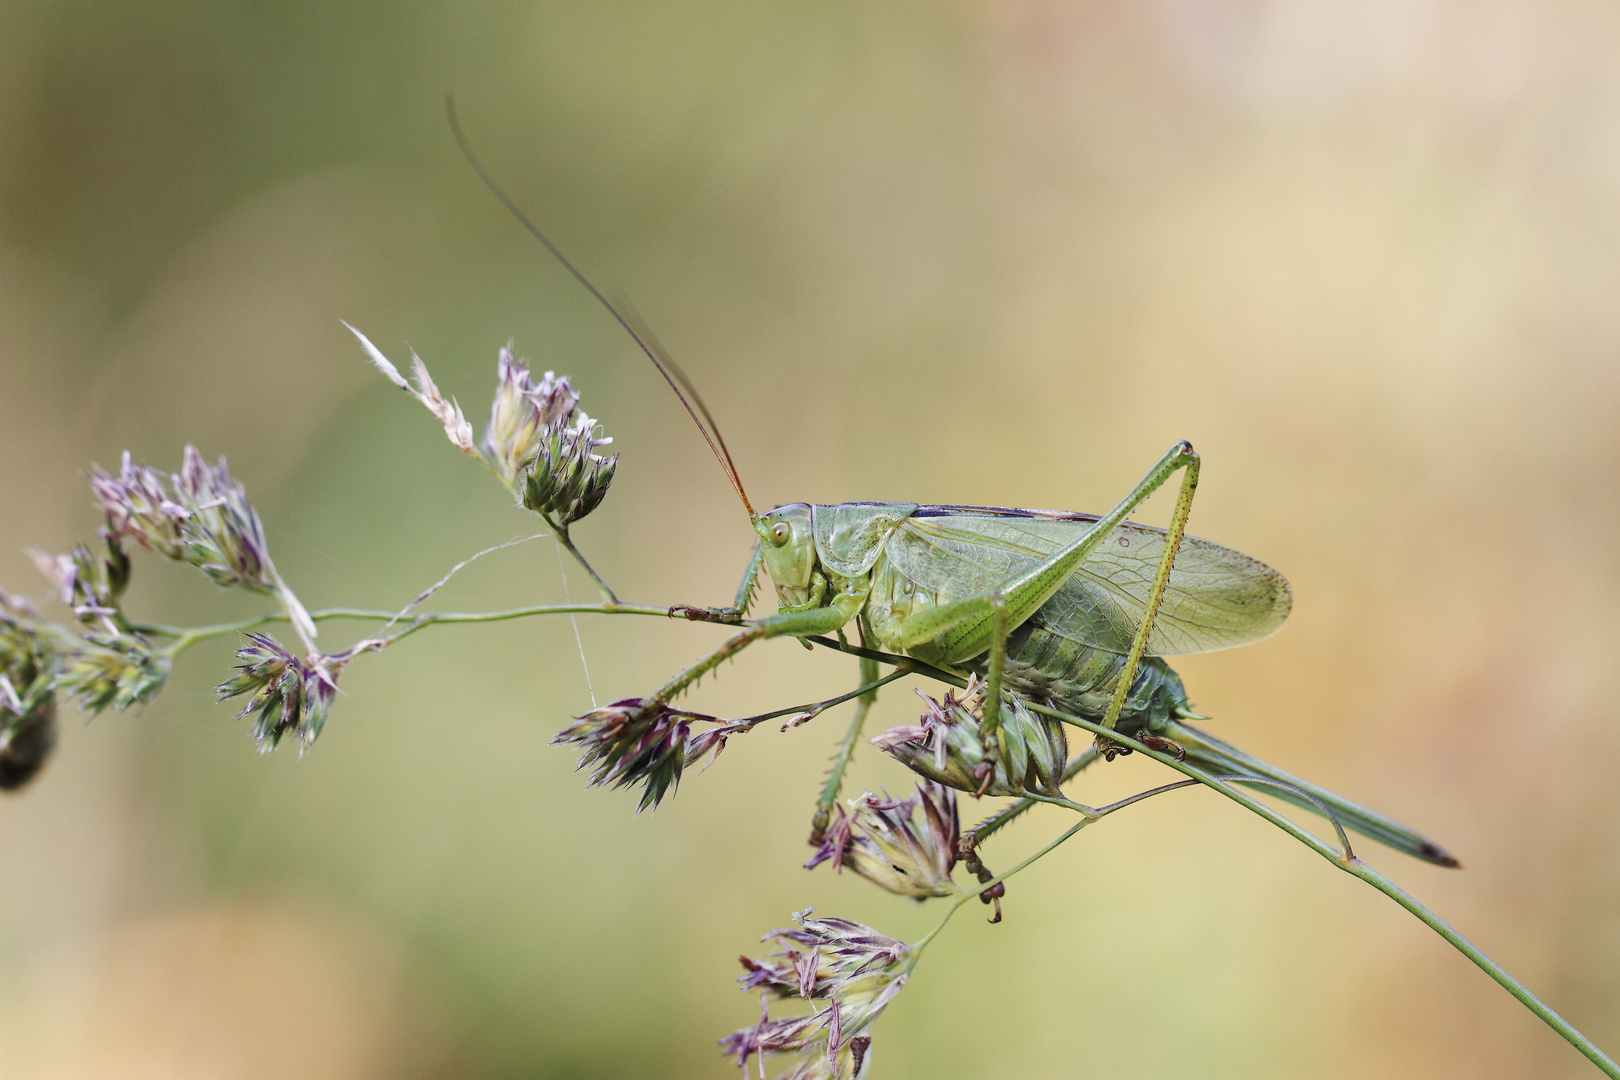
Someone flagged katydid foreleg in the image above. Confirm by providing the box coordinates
[638,590,866,720]
[667,539,763,625]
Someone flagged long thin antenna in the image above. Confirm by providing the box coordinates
[444,95,756,520]
[611,294,744,491]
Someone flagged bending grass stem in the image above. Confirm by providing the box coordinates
[803,635,1619,1078]
[1343,860,1619,1079]
[970,745,1101,843]
[123,605,1619,1074]
[542,518,619,604]
[734,663,913,728]
[910,816,1092,960]
[143,601,681,656]
[911,766,1216,963]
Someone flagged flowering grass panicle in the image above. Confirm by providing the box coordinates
[804,782,961,899]
[350,327,617,526]
[56,633,170,714]
[482,344,616,526]
[725,910,906,1078]
[872,678,1068,798]
[216,633,339,751]
[89,447,317,645]
[91,449,265,590]
[552,700,736,812]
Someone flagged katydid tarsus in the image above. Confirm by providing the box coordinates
[447,99,1458,869]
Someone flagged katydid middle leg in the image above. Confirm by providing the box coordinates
[809,654,882,843]
[638,590,866,720]
[881,441,1200,776]
[978,593,1013,790]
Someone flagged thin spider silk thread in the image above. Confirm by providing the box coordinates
[555,537,597,708]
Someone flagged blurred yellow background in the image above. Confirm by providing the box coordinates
[3,2,1619,1077]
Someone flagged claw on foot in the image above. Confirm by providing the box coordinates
[668,604,744,624]
[1097,733,1186,762]
[1097,736,1130,762]
[1136,734,1186,761]
[958,835,1006,922]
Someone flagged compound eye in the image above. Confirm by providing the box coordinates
[769,521,791,547]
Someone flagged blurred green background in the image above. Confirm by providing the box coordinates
[4,2,1620,1077]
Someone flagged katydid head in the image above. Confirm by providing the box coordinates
[756,503,817,607]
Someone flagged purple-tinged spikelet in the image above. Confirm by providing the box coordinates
[28,539,129,620]
[804,781,960,899]
[217,634,338,751]
[873,678,1067,798]
[553,700,739,812]
[724,910,908,1078]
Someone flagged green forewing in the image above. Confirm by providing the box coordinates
[879,506,1292,656]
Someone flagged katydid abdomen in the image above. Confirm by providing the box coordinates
[990,620,1191,729]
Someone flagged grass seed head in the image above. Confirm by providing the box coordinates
[804,781,961,899]
[725,910,908,1079]
[553,699,724,812]
[352,329,618,524]
[873,679,1068,798]
[217,633,338,751]
[91,448,277,595]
